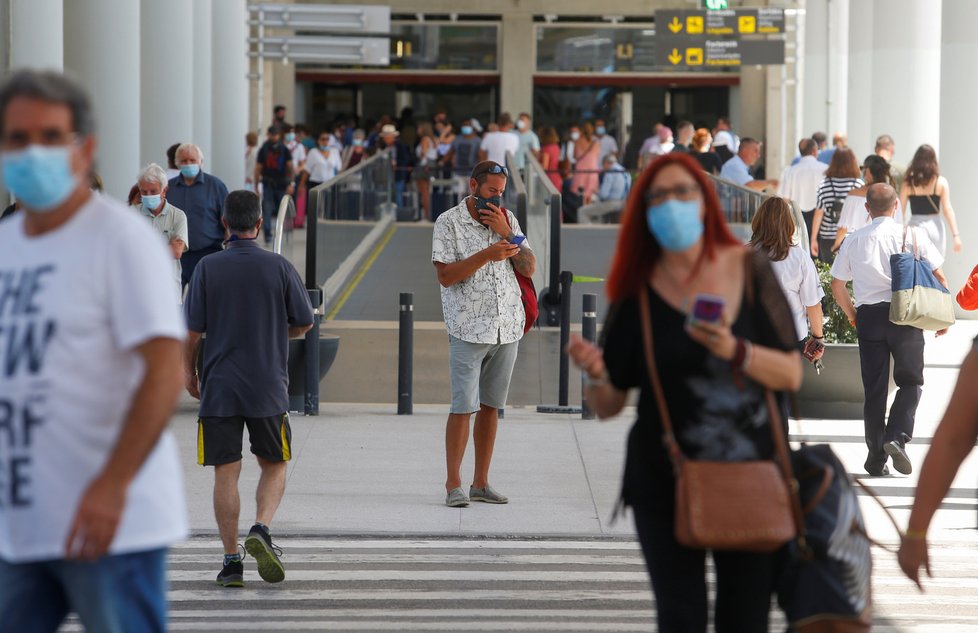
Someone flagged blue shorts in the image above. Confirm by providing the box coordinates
[448,335,519,414]
[0,548,167,633]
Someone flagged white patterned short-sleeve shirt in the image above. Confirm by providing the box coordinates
[432,199,528,344]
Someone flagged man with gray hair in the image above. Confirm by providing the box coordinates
[184,190,313,587]
[831,183,948,477]
[135,162,189,298]
[0,69,187,630]
[166,142,229,288]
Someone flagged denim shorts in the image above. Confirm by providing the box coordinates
[448,334,519,414]
[0,548,167,633]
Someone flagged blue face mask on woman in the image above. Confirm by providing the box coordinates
[1,145,78,212]
[646,199,704,252]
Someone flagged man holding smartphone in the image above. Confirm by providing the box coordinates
[431,161,537,508]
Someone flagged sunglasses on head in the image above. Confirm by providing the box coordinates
[473,163,509,179]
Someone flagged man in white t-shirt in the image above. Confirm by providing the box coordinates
[831,184,948,477]
[478,112,520,166]
[0,70,187,631]
[779,138,828,241]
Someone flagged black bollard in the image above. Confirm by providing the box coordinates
[558,270,573,407]
[398,292,414,415]
[305,288,323,416]
[581,293,597,420]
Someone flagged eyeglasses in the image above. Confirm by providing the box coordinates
[472,162,509,179]
[646,183,701,206]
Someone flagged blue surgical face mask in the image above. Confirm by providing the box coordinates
[180,164,200,179]
[596,126,606,136]
[141,194,162,211]
[460,126,473,135]
[1,145,78,212]
[646,199,704,252]
[285,133,296,142]
[352,139,364,147]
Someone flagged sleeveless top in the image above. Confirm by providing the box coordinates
[908,181,941,216]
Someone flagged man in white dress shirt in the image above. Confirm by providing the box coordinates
[831,183,948,477]
[779,138,828,242]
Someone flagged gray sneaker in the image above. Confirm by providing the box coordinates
[469,485,508,504]
[446,487,469,507]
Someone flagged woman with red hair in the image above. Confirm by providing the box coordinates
[567,153,802,631]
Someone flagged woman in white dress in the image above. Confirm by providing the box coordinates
[833,155,904,253]
[899,144,962,258]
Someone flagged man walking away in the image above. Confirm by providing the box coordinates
[184,190,314,586]
[0,69,187,632]
[779,138,828,244]
[432,161,536,507]
[831,183,948,477]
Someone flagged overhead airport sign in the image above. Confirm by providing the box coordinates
[655,38,785,68]
[656,8,786,37]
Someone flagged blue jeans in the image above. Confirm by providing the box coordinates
[0,548,168,633]
[262,183,288,241]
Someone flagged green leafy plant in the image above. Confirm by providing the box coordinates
[814,260,858,344]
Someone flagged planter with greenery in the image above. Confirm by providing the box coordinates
[796,261,893,419]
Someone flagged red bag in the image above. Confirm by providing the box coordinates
[503,212,538,334]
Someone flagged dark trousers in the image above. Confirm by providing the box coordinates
[816,236,836,265]
[632,498,778,632]
[181,245,223,288]
[856,302,924,470]
[801,209,815,248]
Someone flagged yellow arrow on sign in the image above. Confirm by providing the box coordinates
[668,16,683,33]
[668,48,682,65]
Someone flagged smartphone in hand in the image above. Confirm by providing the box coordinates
[687,293,725,326]
[509,235,526,246]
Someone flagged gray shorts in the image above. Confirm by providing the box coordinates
[448,335,519,414]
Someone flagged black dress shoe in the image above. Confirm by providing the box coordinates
[864,464,891,477]
[884,441,912,475]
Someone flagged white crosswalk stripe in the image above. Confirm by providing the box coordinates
[52,535,978,632]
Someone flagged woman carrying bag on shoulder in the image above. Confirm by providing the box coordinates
[567,152,802,632]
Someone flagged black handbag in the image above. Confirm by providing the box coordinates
[777,444,873,631]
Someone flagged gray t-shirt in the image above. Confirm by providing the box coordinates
[185,239,314,417]
[451,136,482,177]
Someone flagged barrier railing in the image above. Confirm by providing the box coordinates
[523,152,560,313]
[305,150,393,287]
[272,193,295,256]
[707,173,809,248]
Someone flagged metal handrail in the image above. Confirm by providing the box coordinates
[523,152,561,308]
[304,149,393,287]
[273,194,295,255]
[705,173,809,248]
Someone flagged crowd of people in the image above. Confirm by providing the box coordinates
[4,67,978,633]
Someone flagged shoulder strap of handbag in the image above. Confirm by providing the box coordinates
[637,254,807,544]
[926,180,941,215]
[902,225,920,259]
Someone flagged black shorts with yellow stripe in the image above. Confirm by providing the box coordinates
[197,414,292,466]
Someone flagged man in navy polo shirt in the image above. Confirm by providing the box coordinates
[167,142,229,289]
[184,190,314,587]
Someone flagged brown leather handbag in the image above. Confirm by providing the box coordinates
[638,289,804,552]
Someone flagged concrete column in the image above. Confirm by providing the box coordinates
[271,61,296,125]
[211,0,248,190]
[64,0,140,200]
[870,0,941,162]
[801,0,827,137]
[825,0,849,139]
[939,0,977,316]
[141,0,194,169]
[499,14,533,118]
[193,0,214,162]
[10,0,63,70]
[846,0,874,158]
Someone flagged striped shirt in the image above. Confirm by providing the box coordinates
[815,177,863,238]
